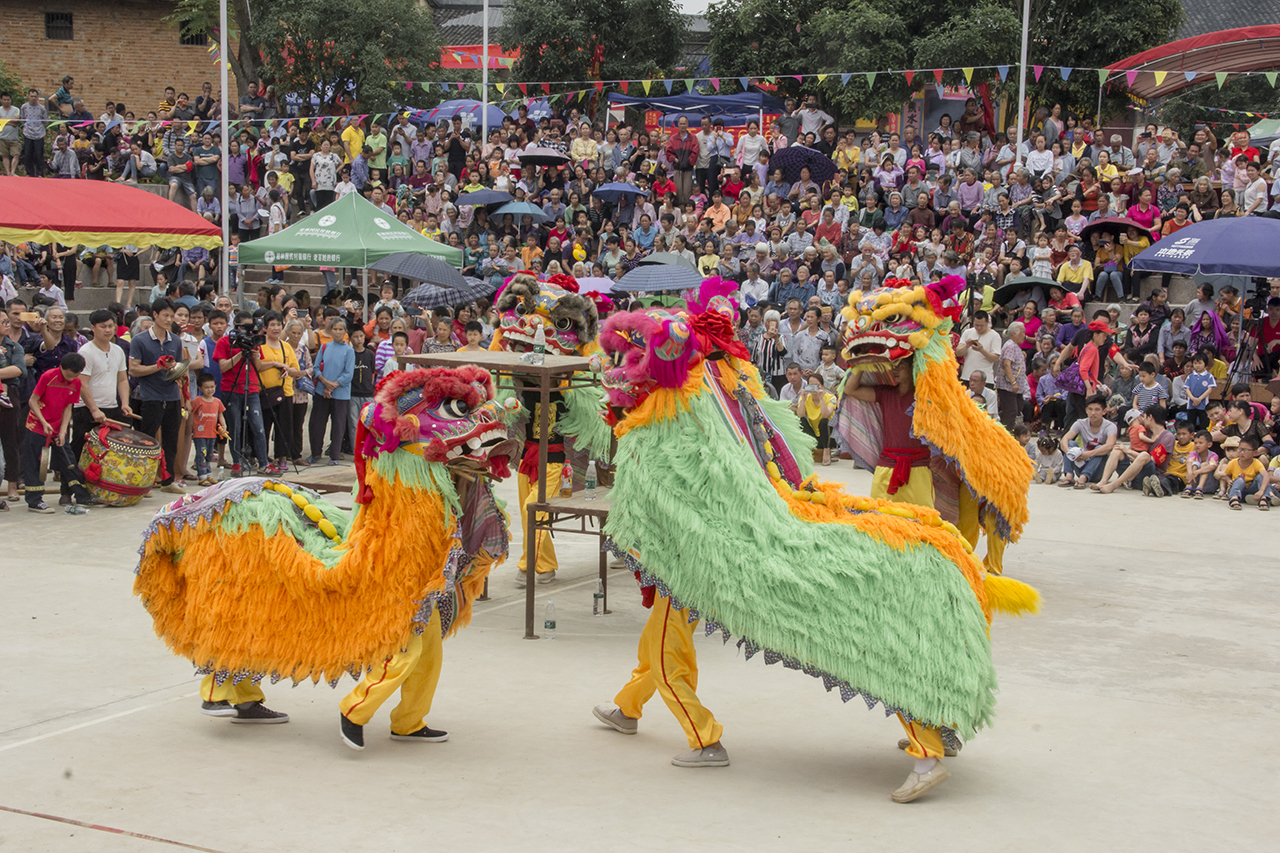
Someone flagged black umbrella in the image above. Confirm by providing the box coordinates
[637,251,698,272]
[516,146,571,167]
[456,189,513,207]
[990,276,1059,307]
[1079,216,1156,242]
[401,277,502,311]
[368,252,467,290]
[617,263,705,293]
[770,144,837,185]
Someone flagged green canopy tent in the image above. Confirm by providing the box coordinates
[238,193,464,313]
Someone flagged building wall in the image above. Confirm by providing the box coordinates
[0,0,239,116]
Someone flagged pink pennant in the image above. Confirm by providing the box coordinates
[405,81,413,90]
[1125,69,1138,87]
[711,77,720,91]
[1033,65,1044,81]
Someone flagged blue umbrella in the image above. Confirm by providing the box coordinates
[402,277,501,311]
[510,100,553,121]
[592,182,648,204]
[1130,217,1280,277]
[617,263,705,293]
[493,201,550,223]
[456,189,514,207]
[423,99,508,132]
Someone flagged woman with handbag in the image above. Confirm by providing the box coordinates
[257,311,302,470]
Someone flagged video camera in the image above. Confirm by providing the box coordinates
[229,316,266,351]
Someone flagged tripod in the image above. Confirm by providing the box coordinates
[224,341,299,478]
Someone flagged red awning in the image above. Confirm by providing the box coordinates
[0,177,222,250]
[1107,26,1280,99]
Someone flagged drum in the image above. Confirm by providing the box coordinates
[79,426,162,507]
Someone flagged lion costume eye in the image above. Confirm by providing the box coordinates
[441,399,471,419]
[514,303,528,316]
[554,317,574,332]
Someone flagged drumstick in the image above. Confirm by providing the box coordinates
[103,418,130,428]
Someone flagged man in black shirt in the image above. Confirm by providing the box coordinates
[346,326,377,449]
[445,116,471,179]
[287,124,315,213]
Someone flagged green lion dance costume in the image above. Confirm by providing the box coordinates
[591,278,1037,803]
[489,272,612,585]
[134,367,517,748]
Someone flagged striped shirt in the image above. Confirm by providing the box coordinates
[1132,379,1169,412]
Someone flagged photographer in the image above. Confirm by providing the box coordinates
[781,363,838,467]
[212,313,273,476]
[257,311,301,471]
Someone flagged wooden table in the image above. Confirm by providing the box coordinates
[401,350,610,638]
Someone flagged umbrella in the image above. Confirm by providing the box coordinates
[617,263,705,293]
[637,251,698,272]
[516,146,571,167]
[575,276,615,295]
[402,277,501,311]
[592,182,648,204]
[423,99,508,131]
[492,201,550,223]
[1130,217,1280,277]
[368,253,467,289]
[1079,216,1156,242]
[769,144,837,185]
[511,100,553,121]
[456,189,514,207]
[991,276,1060,307]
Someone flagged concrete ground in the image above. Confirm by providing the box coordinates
[1,461,1275,852]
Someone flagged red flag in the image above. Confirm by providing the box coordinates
[519,83,528,97]
[541,82,550,95]
[932,69,943,85]
[621,81,628,94]
[904,70,915,86]
[593,81,603,93]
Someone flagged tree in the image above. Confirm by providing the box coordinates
[707,0,1183,123]
[0,59,23,99]
[500,0,689,84]
[166,0,261,99]
[1156,77,1280,141]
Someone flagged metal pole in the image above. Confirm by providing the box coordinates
[219,0,231,296]
[1014,0,1030,167]
[481,0,489,160]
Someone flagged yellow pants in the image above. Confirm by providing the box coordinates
[339,610,443,735]
[870,464,936,509]
[615,593,723,749]
[200,674,264,706]
[516,464,562,575]
[958,488,1006,575]
[898,714,946,759]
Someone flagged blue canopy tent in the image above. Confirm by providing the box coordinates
[606,92,787,116]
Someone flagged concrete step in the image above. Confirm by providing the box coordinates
[1085,272,1198,323]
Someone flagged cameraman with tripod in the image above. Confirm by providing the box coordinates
[257,311,301,472]
[212,313,273,476]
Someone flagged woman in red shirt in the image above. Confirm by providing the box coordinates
[813,207,843,247]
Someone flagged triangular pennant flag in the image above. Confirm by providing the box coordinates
[996,65,1009,82]
[663,79,673,93]
[541,82,551,95]
[643,80,652,95]
[519,83,528,96]
[1183,71,1196,83]
[932,69,943,85]
[683,78,694,91]
[817,74,827,84]
[593,81,603,93]
[711,77,721,91]
[187,120,198,133]
[456,82,465,91]
[620,81,628,94]
[865,72,876,89]
[298,117,308,129]
[840,73,851,86]
[405,81,413,90]
[0,120,10,130]
[496,82,504,95]
[1154,70,1168,86]
[1267,72,1278,87]
[739,77,749,90]
[791,75,803,82]
[1126,69,1139,86]
[962,68,974,85]
[904,70,915,86]
[1033,65,1044,81]
[1059,67,1072,81]
[935,84,945,99]
[1215,72,1228,89]
[1097,69,1109,85]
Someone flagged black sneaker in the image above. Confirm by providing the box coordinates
[59,494,72,506]
[341,714,365,750]
[390,725,449,743]
[201,699,237,717]
[228,701,289,724]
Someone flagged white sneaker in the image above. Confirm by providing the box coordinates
[891,760,951,803]
[514,570,527,588]
[672,742,729,767]
[160,482,186,495]
[536,570,557,584]
[593,704,638,735]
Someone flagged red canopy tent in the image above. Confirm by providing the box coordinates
[1107,26,1280,100]
[0,177,222,250]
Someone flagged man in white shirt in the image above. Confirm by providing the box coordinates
[798,96,834,138]
[72,308,133,464]
[739,264,769,307]
[0,91,21,176]
[966,370,998,413]
[955,310,1002,382]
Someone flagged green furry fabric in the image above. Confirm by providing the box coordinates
[604,389,998,736]
[759,392,815,479]
[560,385,612,461]
[219,489,352,569]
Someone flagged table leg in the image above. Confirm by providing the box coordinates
[599,533,610,614]
[524,501,538,639]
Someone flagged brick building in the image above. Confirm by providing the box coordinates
[0,0,239,113]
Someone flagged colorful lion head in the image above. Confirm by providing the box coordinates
[492,273,599,356]
[840,275,966,371]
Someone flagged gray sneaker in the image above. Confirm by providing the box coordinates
[671,741,729,767]
[593,704,638,735]
[1143,474,1165,497]
[536,570,557,584]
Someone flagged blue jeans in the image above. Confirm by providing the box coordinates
[1064,454,1105,482]
[1094,269,1124,299]
[194,437,216,477]
[1115,456,1157,482]
[225,391,270,469]
[1228,476,1272,502]
[120,159,156,182]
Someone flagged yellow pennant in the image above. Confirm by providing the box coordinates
[1153,70,1167,86]
[817,74,828,84]
[642,80,652,95]
[496,82,505,96]
[962,68,974,85]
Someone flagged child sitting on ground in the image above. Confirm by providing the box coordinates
[1030,435,1064,484]
[1212,436,1240,499]
[1161,421,1194,497]
[1225,435,1271,511]
[1183,429,1219,499]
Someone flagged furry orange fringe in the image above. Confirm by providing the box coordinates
[915,354,1033,541]
[614,363,706,438]
[774,479,991,622]
[134,468,461,684]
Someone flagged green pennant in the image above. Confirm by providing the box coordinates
[1097,69,1110,85]
[1267,72,1278,88]
[683,78,694,91]
[1215,72,1228,89]
[866,72,876,89]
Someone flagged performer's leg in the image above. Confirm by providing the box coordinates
[388,610,444,736]
[613,604,661,719]
[516,465,561,575]
[956,487,1005,573]
[340,633,423,727]
[200,673,266,706]
[892,714,951,802]
[870,465,935,509]
[896,714,945,759]
[648,594,722,750]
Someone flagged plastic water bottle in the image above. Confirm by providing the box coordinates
[584,461,598,500]
[560,463,573,498]
[593,579,605,616]
[65,505,90,515]
[543,600,556,639]
[531,325,546,365]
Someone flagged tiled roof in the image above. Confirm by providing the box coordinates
[1178,0,1270,39]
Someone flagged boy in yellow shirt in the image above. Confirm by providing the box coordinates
[1225,435,1271,511]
